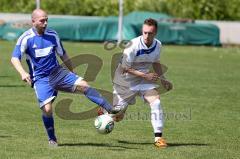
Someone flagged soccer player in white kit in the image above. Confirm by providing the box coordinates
[112,18,172,148]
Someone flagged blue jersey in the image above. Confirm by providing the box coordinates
[12,28,66,82]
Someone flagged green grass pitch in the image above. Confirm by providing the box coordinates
[0,40,239,159]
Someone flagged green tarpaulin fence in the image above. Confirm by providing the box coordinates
[0,11,220,45]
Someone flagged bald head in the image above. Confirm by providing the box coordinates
[31,9,48,35]
[32,9,47,20]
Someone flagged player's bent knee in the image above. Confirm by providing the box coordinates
[42,105,53,116]
[144,89,160,104]
[75,80,89,93]
[150,99,161,109]
[77,80,89,87]
[148,96,160,104]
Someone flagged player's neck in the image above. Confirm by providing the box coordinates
[145,42,152,48]
[37,29,44,35]
[33,27,45,35]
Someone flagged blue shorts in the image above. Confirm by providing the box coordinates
[33,66,83,108]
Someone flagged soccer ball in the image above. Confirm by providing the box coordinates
[94,114,114,134]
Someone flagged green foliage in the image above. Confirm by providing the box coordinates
[0,0,35,12]
[163,0,240,20]
[0,0,239,20]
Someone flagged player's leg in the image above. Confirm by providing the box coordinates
[111,84,136,122]
[143,89,167,148]
[41,102,58,146]
[74,80,112,111]
[51,67,121,114]
[112,94,128,122]
[34,77,58,146]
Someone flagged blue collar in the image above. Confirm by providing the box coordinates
[136,41,157,56]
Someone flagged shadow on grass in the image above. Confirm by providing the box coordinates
[0,135,11,138]
[118,140,152,145]
[0,76,11,78]
[117,140,210,147]
[168,143,209,147]
[0,84,26,88]
[59,142,140,150]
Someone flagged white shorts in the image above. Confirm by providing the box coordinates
[113,82,158,108]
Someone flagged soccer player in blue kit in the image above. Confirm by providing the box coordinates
[11,9,121,146]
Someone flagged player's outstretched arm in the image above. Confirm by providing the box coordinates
[152,62,172,91]
[123,67,159,82]
[152,62,165,78]
[11,57,32,85]
[60,53,74,72]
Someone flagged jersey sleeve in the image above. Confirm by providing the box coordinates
[12,33,29,60]
[55,32,66,56]
[121,42,135,69]
[154,41,162,62]
[12,45,23,59]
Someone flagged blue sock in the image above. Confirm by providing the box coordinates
[42,115,57,141]
[84,87,112,112]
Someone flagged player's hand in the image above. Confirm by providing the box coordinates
[160,79,173,91]
[21,72,32,85]
[144,73,159,81]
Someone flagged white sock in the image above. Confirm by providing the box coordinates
[150,99,164,140]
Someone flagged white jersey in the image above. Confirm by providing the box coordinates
[113,36,162,88]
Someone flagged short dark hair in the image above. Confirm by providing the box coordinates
[144,18,158,28]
